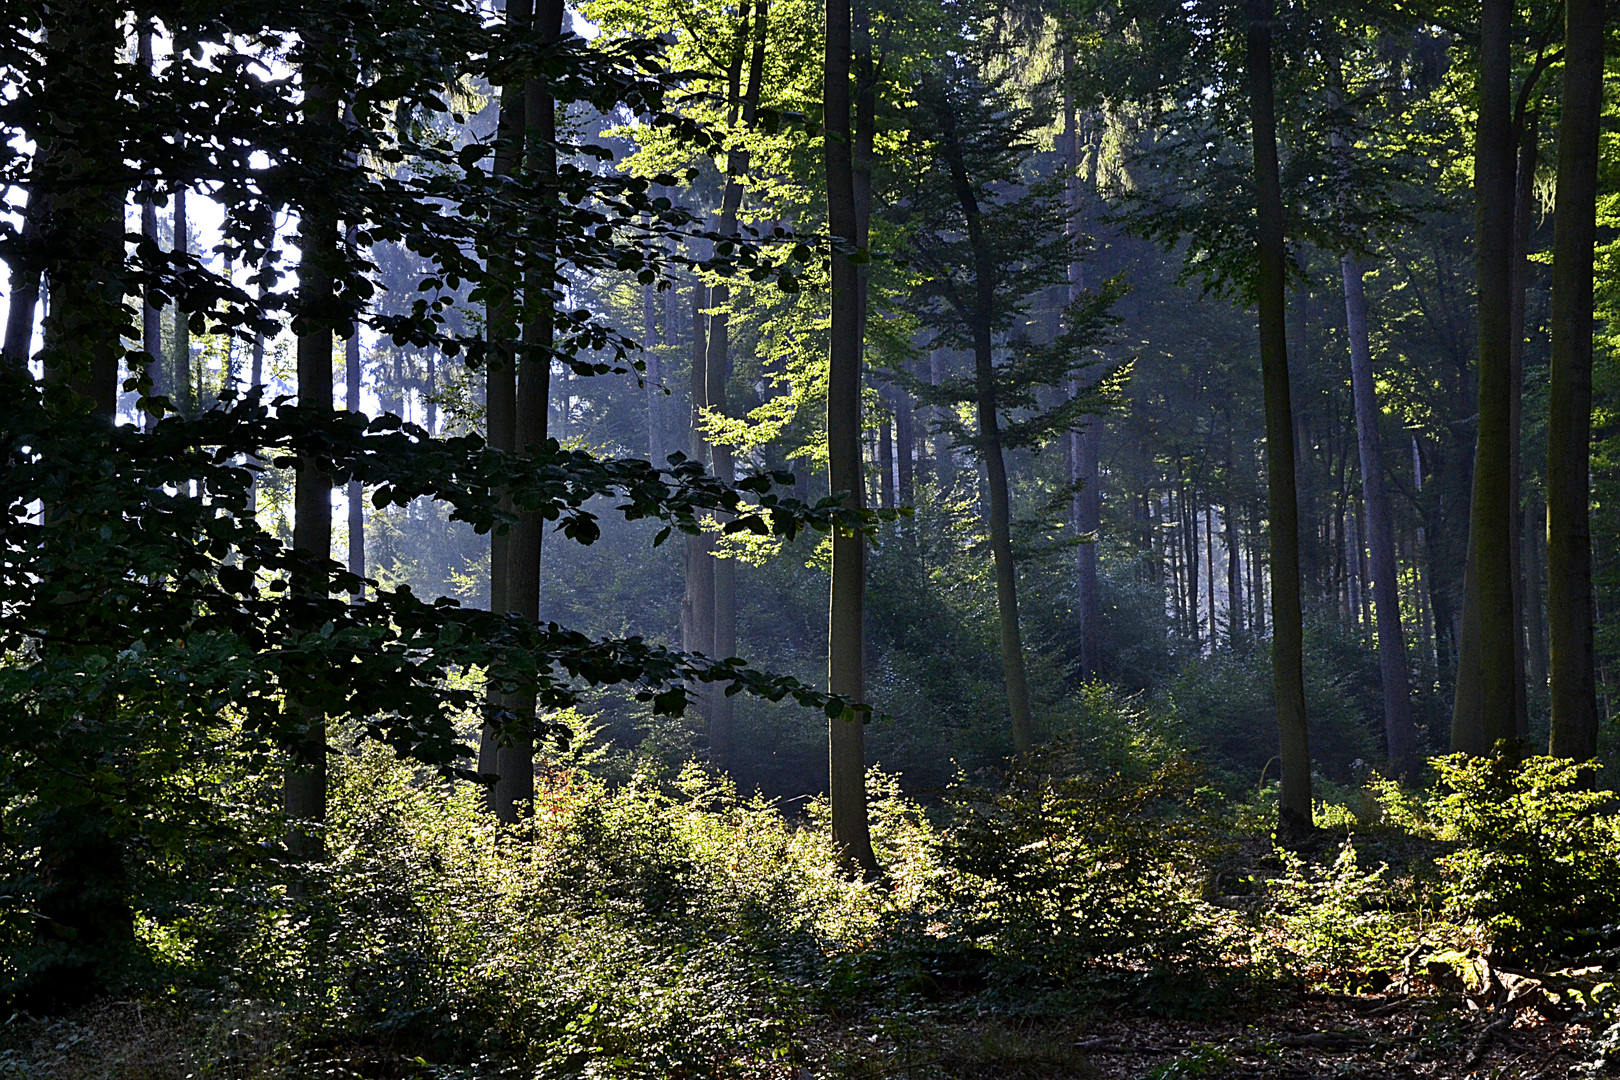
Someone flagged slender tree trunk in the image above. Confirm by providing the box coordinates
[1527,493,1549,693]
[1546,0,1604,760]
[286,65,341,862]
[1206,502,1217,647]
[1226,493,1243,645]
[137,24,162,425]
[1508,113,1537,739]
[933,90,1036,752]
[1063,56,1104,678]
[878,409,895,509]
[1451,0,1521,757]
[896,386,915,506]
[826,0,878,877]
[683,281,715,668]
[1246,0,1311,837]
[345,226,364,598]
[702,0,766,772]
[3,187,48,370]
[479,20,527,790]
[645,281,662,463]
[1342,254,1418,777]
[173,187,192,416]
[1185,484,1200,646]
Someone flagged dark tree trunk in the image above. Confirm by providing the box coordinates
[645,282,662,463]
[479,13,527,791]
[826,0,878,877]
[286,63,341,862]
[702,0,766,771]
[1342,254,1418,777]
[878,409,895,510]
[138,23,162,425]
[1451,0,1521,757]
[1226,494,1243,645]
[1508,112,1537,739]
[345,226,364,599]
[933,89,1035,752]
[2,191,46,370]
[896,385,915,506]
[1246,0,1311,838]
[492,0,565,823]
[173,187,192,416]
[1546,0,1604,760]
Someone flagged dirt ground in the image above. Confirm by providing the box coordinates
[804,992,1604,1079]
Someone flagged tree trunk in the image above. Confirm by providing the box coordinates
[932,91,1036,752]
[826,0,878,877]
[878,410,895,509]
[683,281,715,669]
[645,281,662,463]
[2,190,47,371]
[1062,52,1103,680]
[702,0,766,772]
[479,21,527,791]
[286,67,340,863]
[173,187,192,416]
[1526,493,1549,694]
[1546,0,1604,760]
[494,0,565,822]
[1226,493,1243,645]
[1245,0,1311,838]
[896,385,915,506]
[1508,112,1537,739]
[1206,502,1217,647]
[138,23,162,425]
[345,227,364,598]
[1451,0,1521,757]
[1342,254,1418,777]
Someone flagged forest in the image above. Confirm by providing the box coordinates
[3,0,1620,1075]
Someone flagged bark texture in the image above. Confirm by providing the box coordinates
[285,66,341,862]
[825,0,879,878]
[1451,0,1521,757]
[1546,0,1604,760]
[1245,0,1312,838]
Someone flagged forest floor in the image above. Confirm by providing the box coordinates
[0,989,1604,1078]
[803,992,1598,1079]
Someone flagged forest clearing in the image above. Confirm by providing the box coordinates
[2,0,1620,1075]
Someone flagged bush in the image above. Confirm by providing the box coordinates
[1264,841,1417,990]
[1432,754,1620,959]
[158,748,905,1077]
[938,742,1223,1001]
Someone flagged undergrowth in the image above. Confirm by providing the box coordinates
[3,709,1620,1078]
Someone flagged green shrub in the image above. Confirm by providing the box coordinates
[938,744,1222,998]
[1265,841,1416,989]
[1432,754,1620,959]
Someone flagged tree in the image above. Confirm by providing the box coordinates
[826,0,879,878]
[1341,253,1418,778]
[1545,0,1605,760]
[1451,0,1521,757]
[285,28,344,861]
[703,0,769,771]
[480,0,527,806]
[1,0,875,997]
[1244,0,1311,837]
